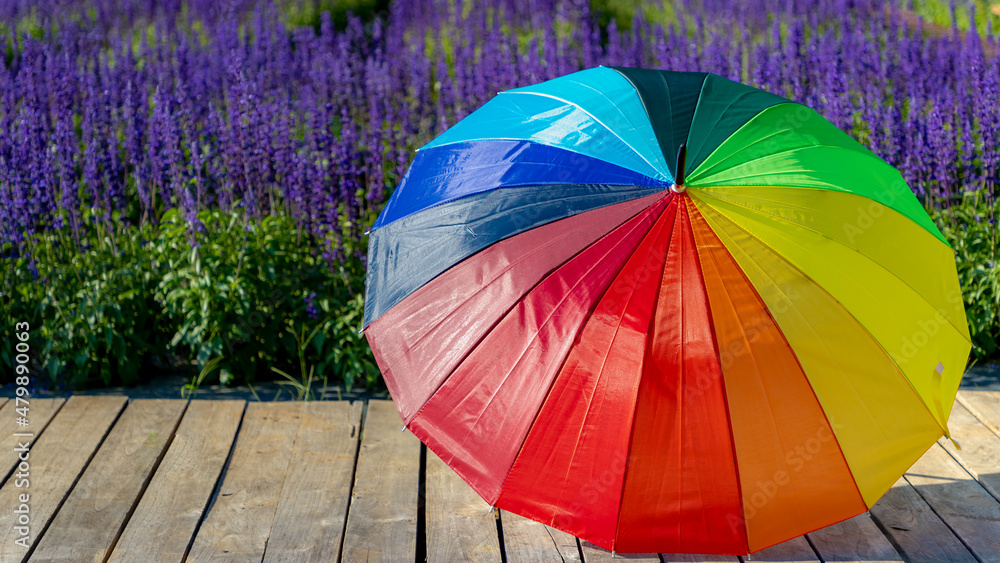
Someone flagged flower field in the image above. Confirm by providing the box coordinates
[1,0,997,390]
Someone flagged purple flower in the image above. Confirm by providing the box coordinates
[304,292,318,319]
[0,0,994,264]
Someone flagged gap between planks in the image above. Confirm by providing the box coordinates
[0,395,128,562]
[186,401,363,562]
[4,391,997,562]
[28,399,187,562]
[341,400,420,562]
[108,400,245,562]
[868,391,1000,563]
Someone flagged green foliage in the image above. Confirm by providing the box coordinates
[589,0,678,31]
[1,213,167,389]
[906,0,1000,38]
[283,0,390,31]
[3,192,998,392]
[930,191,1000,360]
[156,207,292,382]
[316,292,382,391]
[1,207,381,392]
[181,355,225,399]
[153,206,378,388]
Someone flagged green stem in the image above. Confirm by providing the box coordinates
[233,212,250,281]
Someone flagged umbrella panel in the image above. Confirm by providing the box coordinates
[407,194,676,504]
[366,191,667,423]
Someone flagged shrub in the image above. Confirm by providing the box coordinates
[2,212,167,389]
[2,0,998,390]
[930,191,1000,360]
[1,207,381,391]
[154,205,378,388]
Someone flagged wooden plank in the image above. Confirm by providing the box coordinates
[500,510,581,562]
[958,390,1000,435]
[903,443,1000,562]
[0,398,64,482]
[425,450,501,562]
[0,396,126,560]
[870,475,977,563]
[262,401,364,562]
[30,399,186,561]
[806,513,903,562]
[944,401,1000,500]
[579,542,659,562]
[108,400,245,562]
[187,402,302,561]
[341,400,420,562]
[748,536,819,562]
[661,554,739,562]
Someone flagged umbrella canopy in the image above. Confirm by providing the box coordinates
[362,66,971,555]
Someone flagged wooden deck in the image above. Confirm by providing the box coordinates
[0,391,998,562]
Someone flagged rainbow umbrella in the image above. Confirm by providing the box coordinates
[362,67,971,555]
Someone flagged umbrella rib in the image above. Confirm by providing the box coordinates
[689,205,865,546]
[684,103,799,182]
[390,208,637,370]
[677,206,693,544]
[685,89,760,170]
[561,77,672,178]
[500,90,670,181]
[691,182,946,246]
[692,189,971,344]
[389,150,667,189]
[444,249,640,472]
[609,200,683,551]
[690,144,892,186]
[393,193,666,425]
[544,203,677,517]
[660,72,708,181]
[427,198,669,484]
[694,205,904,484]
[375,181,666,242]
[366,183,668,326]
[680,200,748,549]
[653,69,680,180]
[691,200,949,443]
[686,127,788,183]
[691,218,773,549]
[691,165,946,246]
[682,73,712,159]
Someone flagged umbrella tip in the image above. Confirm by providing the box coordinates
[944,426,962,450]
[673,143,688,190]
